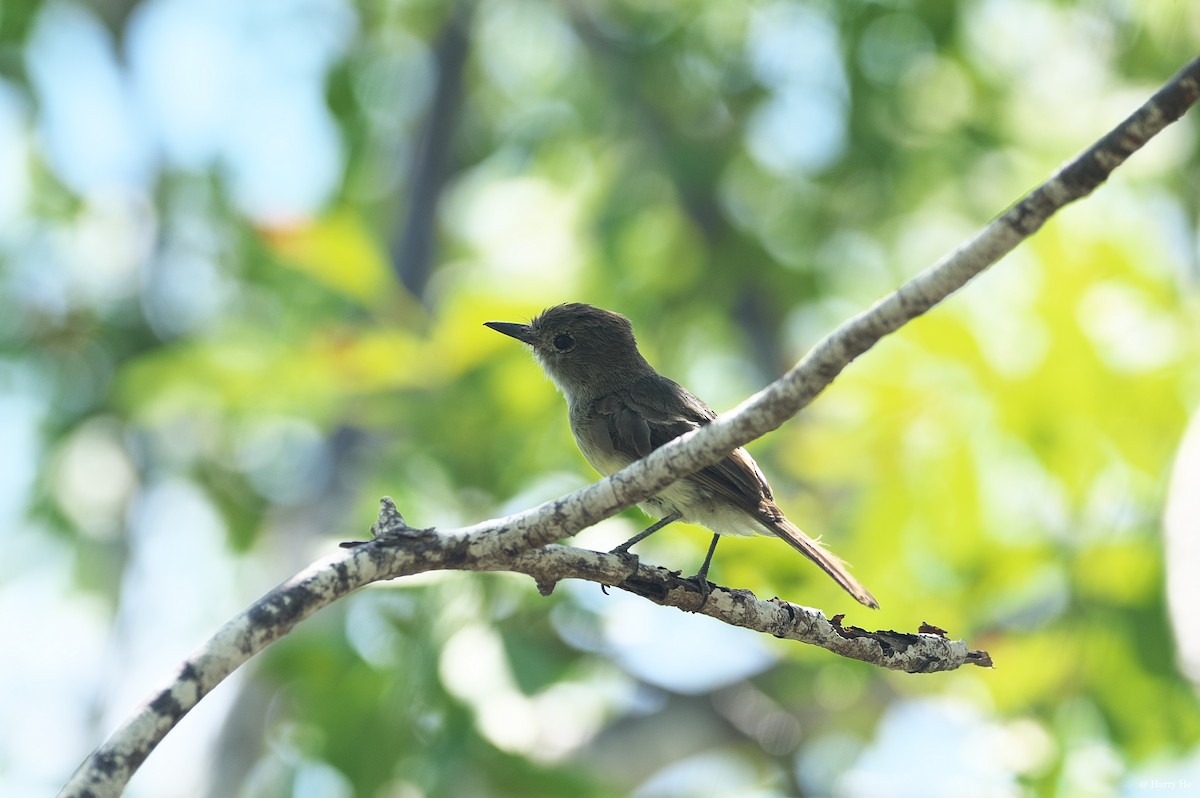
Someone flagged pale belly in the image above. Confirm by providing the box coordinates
[639,478,767,538]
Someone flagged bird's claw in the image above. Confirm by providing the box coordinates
[685,572,714,609]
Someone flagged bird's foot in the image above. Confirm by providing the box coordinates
[601,547,640,595]
[684,570,714,609]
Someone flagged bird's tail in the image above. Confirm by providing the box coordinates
[765,514,879,609]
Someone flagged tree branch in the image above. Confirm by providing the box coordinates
[499,540,992,673]
[59,55,1200,798]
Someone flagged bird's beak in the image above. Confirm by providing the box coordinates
[484,321,536,345]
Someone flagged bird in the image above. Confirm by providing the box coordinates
[485,303,878,608]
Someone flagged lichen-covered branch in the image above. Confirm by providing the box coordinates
[58,55,1200,798]
[499,541,992,672]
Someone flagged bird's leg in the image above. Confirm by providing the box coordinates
[689,533,721,586]
[691,533,721,583]
[610,512,682,554]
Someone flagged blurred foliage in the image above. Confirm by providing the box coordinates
[2,1,1200,796]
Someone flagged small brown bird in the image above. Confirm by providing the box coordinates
[485,303,878,608]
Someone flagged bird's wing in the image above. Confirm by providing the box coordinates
[592,375,773,514]
[601,376,880,609]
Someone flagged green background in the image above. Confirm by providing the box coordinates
[2,1,1199,796]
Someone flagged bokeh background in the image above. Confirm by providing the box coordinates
[3,1,1200,796]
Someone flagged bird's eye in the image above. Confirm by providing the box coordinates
[553,333,575,351]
